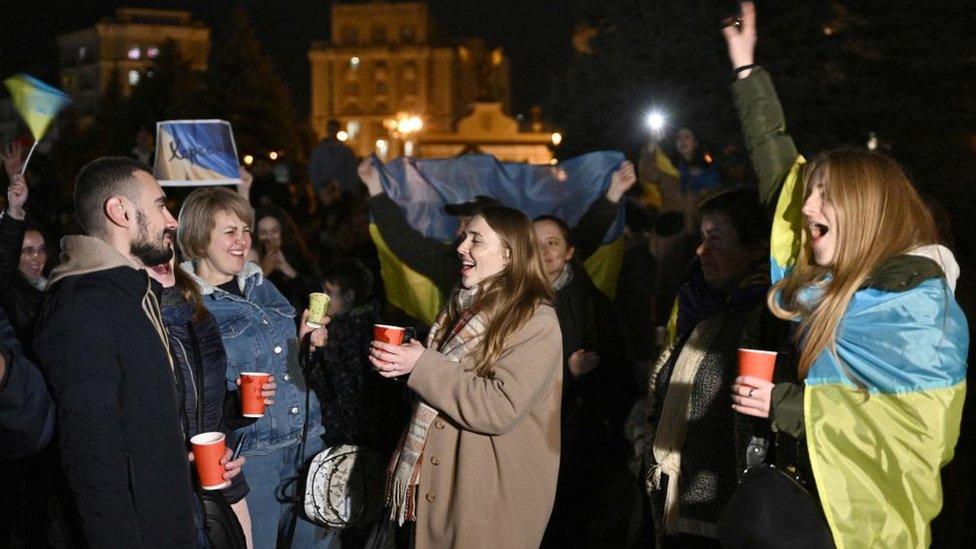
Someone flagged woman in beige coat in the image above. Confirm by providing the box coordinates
[370,204,563,548]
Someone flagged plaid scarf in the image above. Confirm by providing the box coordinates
[386,287,488,525]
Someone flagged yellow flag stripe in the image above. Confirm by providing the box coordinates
[369,224,443,324]
[805,381,966,549]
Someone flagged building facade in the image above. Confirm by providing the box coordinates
[308,1,535,160]
[56,8,209,123]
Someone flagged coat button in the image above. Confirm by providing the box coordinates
[434,420,445,429]
[429,456,439,466]
[274,345,283,354]
[425,493,435,503]
[290,406,299,415]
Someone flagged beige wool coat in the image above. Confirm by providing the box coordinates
[405,304,563,548]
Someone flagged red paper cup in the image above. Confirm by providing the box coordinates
[239,372,271,418]
[738,348,777,382]
[374,324,406,345]
[190,432,228,490]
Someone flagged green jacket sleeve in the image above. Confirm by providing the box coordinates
[731,68,800,210]
[770,381,805,437]
[368,193,458,297]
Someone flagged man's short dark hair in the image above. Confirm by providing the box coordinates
[698,188,770,250]
[327,119,342,136]
[322,259,373,306]
[74,156,152,236]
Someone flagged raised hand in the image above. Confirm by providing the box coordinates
[1,142,23,177]
[606,160,637,203]
[357,157,383,197]
[721,1,757,76]
[6,173,28,219]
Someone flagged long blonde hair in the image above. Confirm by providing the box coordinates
[435,205,554,377]
[768,150,938,379]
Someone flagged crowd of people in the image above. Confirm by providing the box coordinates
[0,3,969,548]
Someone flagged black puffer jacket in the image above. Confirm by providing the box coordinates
[34,236,197,548]
[160,287,249,502]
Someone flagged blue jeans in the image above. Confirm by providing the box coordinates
[243,439,338,548]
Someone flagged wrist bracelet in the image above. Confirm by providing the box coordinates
[733,64,758,76]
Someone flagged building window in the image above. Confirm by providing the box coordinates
[403,80,418,95]
[127,47,141,60]
[401,27,416,43]
[78,46,88,61]
[375,82,389,95]
[342,27,358,44]
[147,47,160,59]
[344,82,360,95]
[128,70,140,86]
[372,26,387,44]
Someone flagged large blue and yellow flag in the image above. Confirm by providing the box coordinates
[371,151,627,324]
[3,73,71,140]
[772,157,969,548]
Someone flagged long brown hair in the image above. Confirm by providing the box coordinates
[174,263,209,323]
[768,150,938,378]
[434,205,554,377]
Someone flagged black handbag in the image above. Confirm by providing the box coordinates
[717,436,834,549]
[198,490,247,549]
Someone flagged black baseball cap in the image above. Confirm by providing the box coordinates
[443,195,501,216]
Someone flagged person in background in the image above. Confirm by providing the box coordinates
[644,189,785,548]
[305,258,410,547]
[371,205,562,548]
[0,305,55,547]
[535,210,634,548]
[34,156,202,547]
[309,119,359,199]
[255,205,322,314]
[177,187,331,548]
[0,146,46,348]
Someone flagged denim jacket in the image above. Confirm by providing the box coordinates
[181,261,323,455]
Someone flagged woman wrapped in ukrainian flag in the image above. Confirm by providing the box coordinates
[721,3,968,548]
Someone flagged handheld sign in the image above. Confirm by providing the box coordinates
[154,119,242,186]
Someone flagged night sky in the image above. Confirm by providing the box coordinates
[1,0,575,118]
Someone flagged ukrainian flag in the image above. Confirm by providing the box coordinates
[370,152,627,324]
[771,157,969,548]
[3,74,71,140]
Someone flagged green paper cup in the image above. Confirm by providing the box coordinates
[306,292,331,329]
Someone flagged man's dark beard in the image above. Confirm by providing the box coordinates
[130,210,175,267]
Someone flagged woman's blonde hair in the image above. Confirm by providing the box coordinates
[769,150,938,379]
[178,187,254,261]
[435,205,554,377]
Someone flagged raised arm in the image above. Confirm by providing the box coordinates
[723,1,800,209]
[359,158,458,296]
[570,160,635,261]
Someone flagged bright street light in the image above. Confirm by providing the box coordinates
[550,132,563,146]
[243,154,254,166]
[337,130,349,142]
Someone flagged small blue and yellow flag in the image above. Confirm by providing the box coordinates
[3,74,71,140]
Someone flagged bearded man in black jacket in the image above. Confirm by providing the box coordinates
[34,157,200,548]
